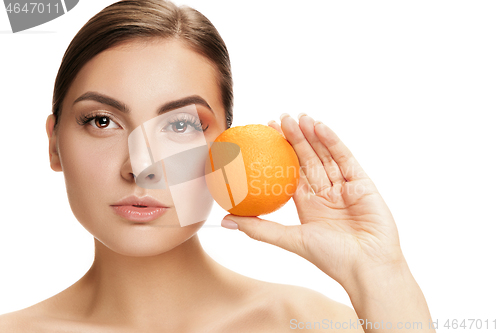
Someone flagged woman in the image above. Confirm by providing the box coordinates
[0,0,434,332]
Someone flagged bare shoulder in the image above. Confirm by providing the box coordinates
[227,281,363,332]
[0,305,121,333]
[0,298,83,333]
[260,282,363,332]
[275,283,357,318]
[0,298,94,333]
[0,307,43,333]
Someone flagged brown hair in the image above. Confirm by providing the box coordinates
[52,0,233,129]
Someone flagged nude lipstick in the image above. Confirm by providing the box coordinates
[111,196,169,223]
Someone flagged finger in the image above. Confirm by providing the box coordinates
[221,214,305,255]
[269,118,314,197]
[298,114,345,184]
[267,120,284,137]
[314,121,368,182]
[293,163,314,200]
[279,114,332,193]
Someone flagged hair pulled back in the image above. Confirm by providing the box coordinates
[52,0,233,129]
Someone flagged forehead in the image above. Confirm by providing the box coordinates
[63,38,223,123]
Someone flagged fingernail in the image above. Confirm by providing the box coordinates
[221,219,239,230]
[268,120,277,126]
[298,113,307,119]
[314,120,322,126]
[280,113,290,121]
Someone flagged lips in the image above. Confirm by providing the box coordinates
[111,195,169,223]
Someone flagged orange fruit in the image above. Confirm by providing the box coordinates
[205,124,300,216]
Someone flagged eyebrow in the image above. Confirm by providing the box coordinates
[157,95,213,115]
[73,91,129,113]
[73,92,214,115]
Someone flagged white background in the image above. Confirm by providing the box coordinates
[1,0,499,326]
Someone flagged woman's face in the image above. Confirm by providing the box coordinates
[47,39,227,256]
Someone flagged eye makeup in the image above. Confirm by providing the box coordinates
[74,102,214,135]
[76,110,122,129]
[163,113,209,133]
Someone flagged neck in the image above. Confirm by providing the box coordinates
[75,234,232,328]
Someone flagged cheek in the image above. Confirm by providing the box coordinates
[58,129,128,207]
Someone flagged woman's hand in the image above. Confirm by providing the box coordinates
[221,113,404,286]
[222,114,436,332]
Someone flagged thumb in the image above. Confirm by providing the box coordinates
[221,214,303,254]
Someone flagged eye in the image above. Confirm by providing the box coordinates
[91,116,120,129]
[76,112,121,130]
[172,120,189,133]
[162,114,208,134]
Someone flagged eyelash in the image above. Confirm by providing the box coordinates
[76,112,209,132]
[166,114,209,132]
[76,111,119,128]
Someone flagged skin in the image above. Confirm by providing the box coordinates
[225,116,436,332]
[0,39,363,333]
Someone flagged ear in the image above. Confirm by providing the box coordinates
[46,115,62,172]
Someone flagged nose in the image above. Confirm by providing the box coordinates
[135,161,166,189]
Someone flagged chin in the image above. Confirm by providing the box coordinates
[95,221,204,257]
